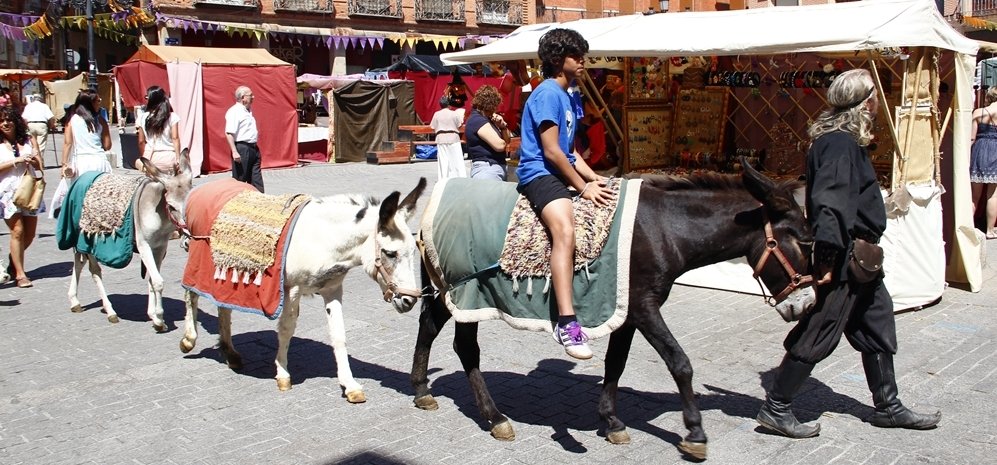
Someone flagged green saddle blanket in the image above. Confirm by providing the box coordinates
[420,177,642,339]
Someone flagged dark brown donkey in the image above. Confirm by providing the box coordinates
[411,163,816,460]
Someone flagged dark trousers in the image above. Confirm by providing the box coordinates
[233,142,264,192]
[784,277,897,364]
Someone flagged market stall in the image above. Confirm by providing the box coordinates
[441,0,982,309]
[114,46,298,175]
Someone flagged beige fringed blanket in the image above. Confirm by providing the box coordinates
[498,179,621,294]
[210,190,311,285]
[79,174,145,237]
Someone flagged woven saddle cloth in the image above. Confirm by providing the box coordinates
[210,190,311,285]
[421,177,642,339]
[79,174,145,237]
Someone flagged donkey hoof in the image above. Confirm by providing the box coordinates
[490,421,515,441]
[606,429,631,444]
[107,315,120,324]
[179,339,195,353]
[345,390,366,404]
[225,354,243,371]
[276,378,292,391]
[70,304,83,313]
[414,395,439,411]
[153,323,167,333]
[679,440,708,460]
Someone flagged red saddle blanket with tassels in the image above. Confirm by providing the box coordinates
[181,179,307,320]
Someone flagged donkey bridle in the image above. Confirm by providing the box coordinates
[752,217,814,306]
[373,234,423,302]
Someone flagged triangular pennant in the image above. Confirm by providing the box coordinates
[325,36,333,48]
[349,36,358,48]
[375,37,384,49]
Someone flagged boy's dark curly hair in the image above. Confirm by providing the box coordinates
[538,28,589,79]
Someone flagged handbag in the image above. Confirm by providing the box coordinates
[848,238,884,283]
[12,165,45,212]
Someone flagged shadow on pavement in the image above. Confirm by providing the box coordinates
[322,452,413,465]
[67,292,187,330]
[181,331,415,399]
[425,358,695,452]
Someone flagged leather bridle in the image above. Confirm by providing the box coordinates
[372,233,422,302]
[752,216,814,306]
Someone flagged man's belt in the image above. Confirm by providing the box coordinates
[235,141,258,147]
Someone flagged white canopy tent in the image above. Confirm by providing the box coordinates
[443,0,982,307]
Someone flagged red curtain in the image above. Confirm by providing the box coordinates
[113,62,169,108]
[394,71,505,124]
[201,65,298,172]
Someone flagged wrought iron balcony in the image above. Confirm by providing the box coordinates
[476,0,522,25]
[972,0,997,16]
[193,0,259,8]
[274,0,334,13]
[415,0,465,22]
[348,0,403,18]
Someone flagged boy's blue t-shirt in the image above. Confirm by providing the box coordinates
[517,79,578,186]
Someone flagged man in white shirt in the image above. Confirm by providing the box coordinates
[21,94,55,166]
[224,85,264,192]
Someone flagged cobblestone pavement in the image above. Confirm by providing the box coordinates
[1,134,995,464]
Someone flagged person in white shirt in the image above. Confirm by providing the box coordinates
[49,89,112,218]
[134,86,181,174]
[20,94,55,166]
[225,86,263,192]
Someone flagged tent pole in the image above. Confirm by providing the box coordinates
[898,48,926,190]
[928,48,942,185]
[867,52,902,189]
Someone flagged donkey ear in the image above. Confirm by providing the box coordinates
[399,177,427,219]
[378,191,402,229]
[740,156,775,204]
[742,157,797,215]
[140,156,162,180]
[178,148,191,175]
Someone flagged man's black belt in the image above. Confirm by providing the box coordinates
[236,141,258,147]
[27,121,48,124]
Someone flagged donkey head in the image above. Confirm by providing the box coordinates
[741,161,816,321]
[139,148,193,222]
[369,177,427,313]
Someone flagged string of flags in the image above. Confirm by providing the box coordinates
[154,12,503,52]
[0,7,153,42]
[0,4,503,52]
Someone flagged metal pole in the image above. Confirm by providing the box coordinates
[86,0,97,91]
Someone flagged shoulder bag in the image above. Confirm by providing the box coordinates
[12,164,46,212]
[848,238,884,283]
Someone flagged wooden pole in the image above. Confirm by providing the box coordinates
[867,52,903,190]
[928,48,942,185]
[899,48,926,189]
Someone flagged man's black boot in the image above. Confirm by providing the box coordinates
[756,354,821,438]
[862,353,941,429]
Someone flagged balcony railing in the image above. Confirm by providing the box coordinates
[415,0,465,22]
[274,0,334,13]
[348,0,403,18]
[972,0,997,16]
[193,0,259,7]
[535,6,617,23]
[476,0,522,25]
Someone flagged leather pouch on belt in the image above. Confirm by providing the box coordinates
[848,238,884,283]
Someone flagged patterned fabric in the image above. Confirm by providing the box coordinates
[79,174,144,236]
[181,178,308,319]
[420,178,641,339]
[499,179,621,282]
[970,123,997,183]
[210,190,310,286]
[55,171,137,269]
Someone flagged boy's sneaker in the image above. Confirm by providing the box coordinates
[553,321,593,360]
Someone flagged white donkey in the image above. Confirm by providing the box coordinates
[68,151,193,332]
[180,178,426,403]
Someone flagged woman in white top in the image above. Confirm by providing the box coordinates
[0,105,44,288]
[134,86,181,174]
[430,95,466,180]
[49,89,112,218]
